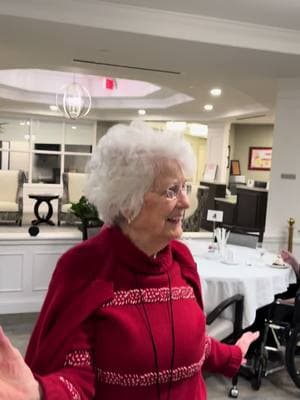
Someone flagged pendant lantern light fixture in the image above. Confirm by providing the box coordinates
[56,77,91,120]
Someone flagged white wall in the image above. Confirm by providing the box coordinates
[0,233,80,314]
[205,122,230,183]
[265,80,300,238]
[184,134,206,184]
[232,124,273,182]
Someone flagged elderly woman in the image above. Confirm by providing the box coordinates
[0,122,258,399]
[281,250,300,277]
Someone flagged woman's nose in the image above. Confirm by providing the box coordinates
[177,190,190,208]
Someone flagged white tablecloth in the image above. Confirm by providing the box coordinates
[183,239,297,328]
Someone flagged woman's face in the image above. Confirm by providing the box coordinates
[127,160,190,252]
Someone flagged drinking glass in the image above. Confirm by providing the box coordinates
[256,242,266,264]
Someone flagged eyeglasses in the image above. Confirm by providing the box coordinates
[162,182,191,200]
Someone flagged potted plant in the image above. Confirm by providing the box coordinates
[70,196,103,240]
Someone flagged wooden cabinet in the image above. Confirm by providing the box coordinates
[235,186,268,238]
[215,198,236,226]
[199,181,226,231]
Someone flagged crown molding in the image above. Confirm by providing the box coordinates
[2,0,300,55]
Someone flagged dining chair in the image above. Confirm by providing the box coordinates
[206,294,244,398]
[227,232,259,249]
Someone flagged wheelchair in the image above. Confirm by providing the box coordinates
[249,286,300,390]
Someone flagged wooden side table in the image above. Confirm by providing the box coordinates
[28,194,59,225]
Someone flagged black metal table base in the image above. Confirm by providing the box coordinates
[31,218,55,226]
[29,194,59,225]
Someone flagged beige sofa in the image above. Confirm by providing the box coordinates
[0,170,25,226]
[58,172,86,225]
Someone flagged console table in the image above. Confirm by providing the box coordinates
[28,194,59,225]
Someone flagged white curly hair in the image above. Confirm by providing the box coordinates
[85,121,196,225]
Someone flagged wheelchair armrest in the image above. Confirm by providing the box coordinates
[293,288,300,324]
[295,287,300,304]
[206,294,244,325]
[276,297,295,306]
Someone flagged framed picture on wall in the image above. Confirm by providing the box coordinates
[248,147,272,170]
[203,163,217,181]
[230,160,241,175]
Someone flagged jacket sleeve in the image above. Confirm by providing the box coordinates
[203,336,242,377]
[34,316,97,400]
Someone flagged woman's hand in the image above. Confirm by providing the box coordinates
[0,326,41,399]
[281,249,299,274]
[235,331,260,364]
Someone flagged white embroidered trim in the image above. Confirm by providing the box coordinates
[64,349,92,367]
[59,376,81,400]
[97,360,202,386]
[97,339,209,387]
[102,286,195,308]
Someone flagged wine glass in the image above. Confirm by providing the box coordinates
[256,242,266,264]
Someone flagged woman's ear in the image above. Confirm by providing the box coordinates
[120,209,133,224]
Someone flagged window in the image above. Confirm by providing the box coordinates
[32,153,61,184]
[0,116,96,183]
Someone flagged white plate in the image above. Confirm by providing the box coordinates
[221,259,239,265]
[203,252,220,260]
[268,263,289,269]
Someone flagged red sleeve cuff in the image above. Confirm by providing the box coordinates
[35,373,80,400]
[223,345,243,377]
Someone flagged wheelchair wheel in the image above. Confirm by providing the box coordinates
[286,326,300,388]
[251,354,267,391]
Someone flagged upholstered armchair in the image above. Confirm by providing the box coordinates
[58,172,86,226]
[0,170,26,226]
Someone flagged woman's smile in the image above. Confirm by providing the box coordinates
[166,215,184,224]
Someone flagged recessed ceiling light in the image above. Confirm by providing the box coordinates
[138,109,146,115]
[210,88,222,96]
[49,105,58,111]
[204,104,213,111]
[20,121,25,126]
[71,126,77,130]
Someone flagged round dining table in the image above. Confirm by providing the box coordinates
[183,239,297,328]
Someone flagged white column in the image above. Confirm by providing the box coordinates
[205,122,230,183]
[265,79,300,238]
